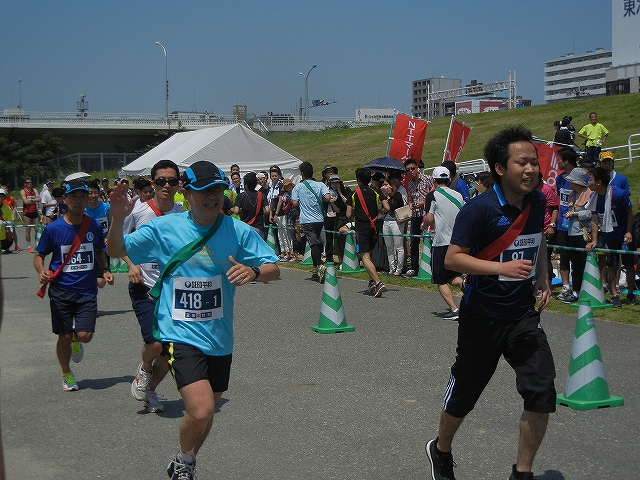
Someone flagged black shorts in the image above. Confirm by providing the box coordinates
[355,227,377,254]
[431,245,461,285]
[301,222,324,247]
[602,239,635,269]
[23,211,39,220]
[48,284,97,335]
[163,342,232,392]
[442,302,556,418]
[129,282,157,344]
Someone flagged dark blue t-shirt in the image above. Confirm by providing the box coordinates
[609,172,630,197]
[36,216,105,296]
[454,178,470,202]
[450,184,546,321]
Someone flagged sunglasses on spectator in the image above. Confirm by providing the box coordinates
[153,177,179,187]
[406,167,418,172]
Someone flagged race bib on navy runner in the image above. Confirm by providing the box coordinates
[498,233,541,282]
[172,276,223,321]
[61,242,95,273]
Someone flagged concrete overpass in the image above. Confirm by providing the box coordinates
[0,111,240,153]
[0,110,386,154]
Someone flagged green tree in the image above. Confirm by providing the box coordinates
[0,136,22,185]
[0,132,67,187]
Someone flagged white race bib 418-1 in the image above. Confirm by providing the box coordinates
[171,276,223,321]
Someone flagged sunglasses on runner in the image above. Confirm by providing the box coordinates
[153,177,179,187]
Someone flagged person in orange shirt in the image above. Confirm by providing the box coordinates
[1,185,19,251]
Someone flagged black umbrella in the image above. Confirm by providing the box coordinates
[363,157,406,173]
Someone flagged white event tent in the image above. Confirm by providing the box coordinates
[122,123,302,181]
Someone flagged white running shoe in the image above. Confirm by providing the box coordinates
[145,390,165,413]
[70,341,84,363]
[131,363,152,400]
[62,372,79,392]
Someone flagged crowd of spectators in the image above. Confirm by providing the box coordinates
[4,115,638,308]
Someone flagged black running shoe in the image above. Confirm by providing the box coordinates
[167,456,196,480]
[426,438,456,480]
[508,464,533,480]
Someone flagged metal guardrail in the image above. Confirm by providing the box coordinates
[0,111,391,132]
[628,133,640,163]
[600,135,640,163]
[0,111,240,128]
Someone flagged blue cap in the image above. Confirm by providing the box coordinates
[64,179,89,195]
[182,161,229,190]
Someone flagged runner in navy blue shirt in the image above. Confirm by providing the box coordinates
[34,180,113,392]
[425,126,556,480]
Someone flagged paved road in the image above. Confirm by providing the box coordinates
[1,251,638,479]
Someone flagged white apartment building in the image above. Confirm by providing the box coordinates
[544,49,613,103]
[545,1,640,103]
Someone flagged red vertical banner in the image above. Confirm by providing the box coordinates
[387,114,428,161]
[534,142,561,188]
[443,118,472,162]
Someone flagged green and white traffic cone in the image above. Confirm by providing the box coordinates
[556,299,624,410]
[266,226,277,254]
[118,259,129,273]
[300,243,313,266]
[339,231,365,273]
[34,223,44,249]
[313,262,354,334]
[111,256,127,273]
[572,252,613,309]
[415,233,433,281]
[110,256,119,272]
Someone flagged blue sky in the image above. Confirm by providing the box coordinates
[1,1,612,118]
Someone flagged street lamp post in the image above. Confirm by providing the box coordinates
[18,79,22,110]
[299,64,317,120]
[155,42,169,127]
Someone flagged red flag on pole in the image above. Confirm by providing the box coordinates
[534,142,561,188]
[443,116,472,162]
[387,113,428,161]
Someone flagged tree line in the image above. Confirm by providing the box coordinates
[0,132,67,189]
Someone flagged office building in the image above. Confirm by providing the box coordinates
[411,77,461,119]
[606,0,640,96]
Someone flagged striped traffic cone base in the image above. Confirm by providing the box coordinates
[313,262,354,334]
[339,232,364,274]
[415,235,433,281]
[35,223,44,249]
[300,243,313,266]
[556,300,623,410]
[266,226,277,254]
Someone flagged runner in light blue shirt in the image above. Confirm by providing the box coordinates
[107,161,279,480]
